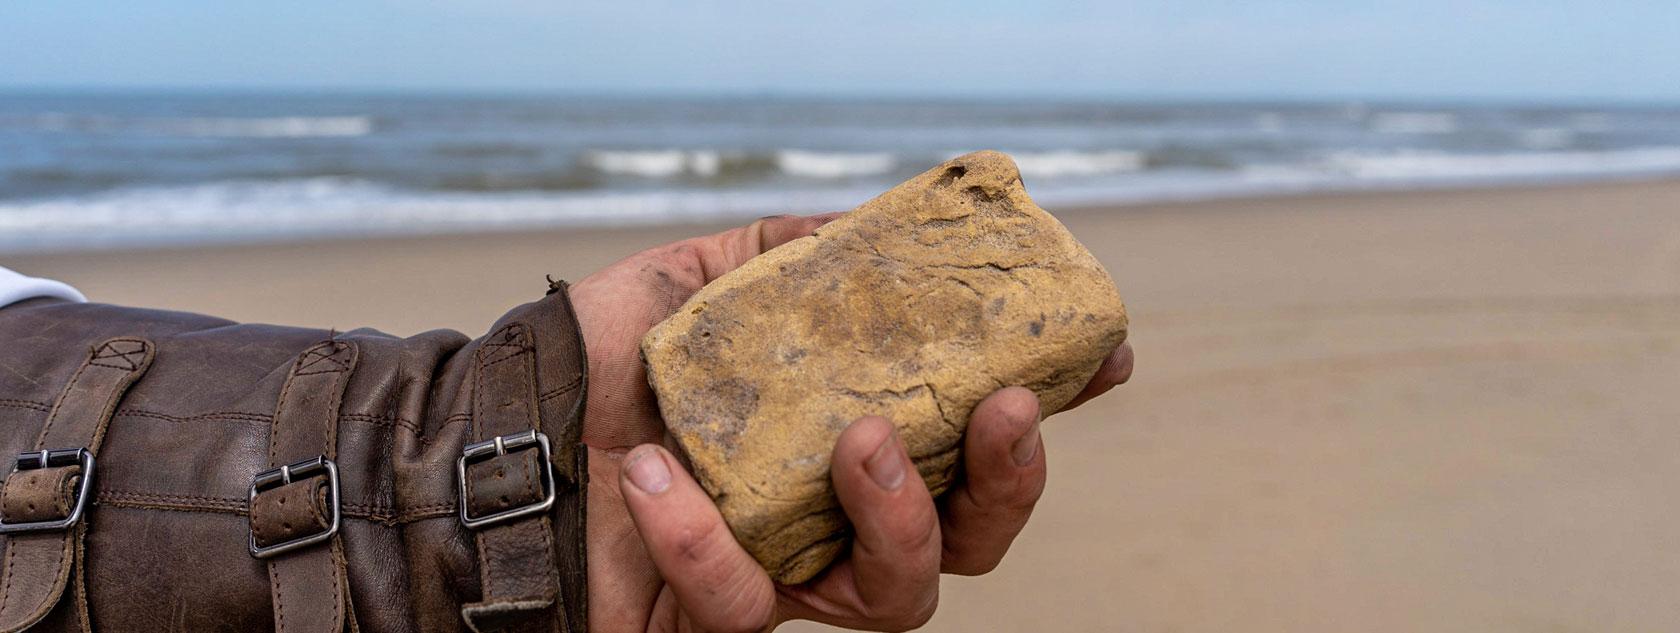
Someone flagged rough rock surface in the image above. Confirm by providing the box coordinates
[641,151,1128,583]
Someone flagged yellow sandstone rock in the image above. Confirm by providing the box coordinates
[641,150,1128,583]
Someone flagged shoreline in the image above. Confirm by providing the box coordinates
[4,172,1678,259]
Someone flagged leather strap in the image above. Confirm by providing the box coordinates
[254,341,359,633]
[460,324,566,633]
[0,337,153,633]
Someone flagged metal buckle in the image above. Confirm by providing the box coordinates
[456,430,556,529]
[247,456,340,559]
[0,448,96,534]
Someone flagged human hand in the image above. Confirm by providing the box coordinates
[569,214,1134,632]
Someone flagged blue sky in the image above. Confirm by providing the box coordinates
[2,1,1676,101]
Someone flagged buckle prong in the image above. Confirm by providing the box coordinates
[0,448,96,534]
[457,431,556,529]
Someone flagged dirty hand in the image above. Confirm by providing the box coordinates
[569,214,1134,632]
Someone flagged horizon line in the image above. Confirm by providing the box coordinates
[2,84,1677,109]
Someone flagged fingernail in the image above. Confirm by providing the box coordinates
[864,429,907,490]
[624,446,672,494]
[1011,419,1041,467]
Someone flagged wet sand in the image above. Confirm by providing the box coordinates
[9,179,1680,632]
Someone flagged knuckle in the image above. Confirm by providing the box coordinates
[667,521,774,632]
[670,520,726,567]
[702,576,775,633]
[889,503,941,553]
[1000,472,1047,514]
[970,466,1044,516]
[659,242,701,265]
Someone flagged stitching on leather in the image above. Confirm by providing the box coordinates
[88,339,147,371]
[95,490,458,525]
[0,399,50,412]
[37,348,94,444]
[0,505,72,625]
[478,348,533,369]
[99,490,247,512]
[0,535,19,619]
[270,554,286,631]
[115,409,423,434]
[269,352,304,466]
[295,341,353,376]
[340,413,425,435]
[96,488,450,519]
[116,409,272,424]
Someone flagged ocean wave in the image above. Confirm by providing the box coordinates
[775,150,897,178]
[1321,147,1680,180]
[155,116,374,138]
[1518,127,1576,150]
[8,113,375,138]
[1011,150,1145,178]
[582,149,723,178]
[1369,111,1459,135]
[0,178,874,252]
[6,144,1680,253]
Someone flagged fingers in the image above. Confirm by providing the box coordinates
[755,212,845,253]
[1059,341,1135,412]
[702,212,844,281]
[820,416,942,630]
[657,212,844,287]
[938,387,1048,575]
[619,445,777,632]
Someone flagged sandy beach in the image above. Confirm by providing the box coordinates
[7,179,1679,632]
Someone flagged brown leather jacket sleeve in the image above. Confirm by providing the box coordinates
[0,285,588,633]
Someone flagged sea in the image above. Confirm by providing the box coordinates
[3,92,1679,252]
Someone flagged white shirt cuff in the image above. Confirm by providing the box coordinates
[0,266,86,309]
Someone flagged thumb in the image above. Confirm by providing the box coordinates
[619,444,778,632]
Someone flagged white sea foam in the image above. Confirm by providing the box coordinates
[1322,147,1680,181]
[775,150,897,178]
[1370,111,1459,134]
[1011,150,1145,178]
[3,114,374,137]
[7,147,1680,254]
[0,179,871,252]
[582,150,722,178]
[155,116,373,138]
[1519,127,1576,150]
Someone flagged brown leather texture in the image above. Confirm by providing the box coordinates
[262,339,359,633]
[248,478,333,550]
[461,323,566,633]
[0,468,80,524]
[0,287,589,633]
[0,336,154,633]
[463,451,547,520]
